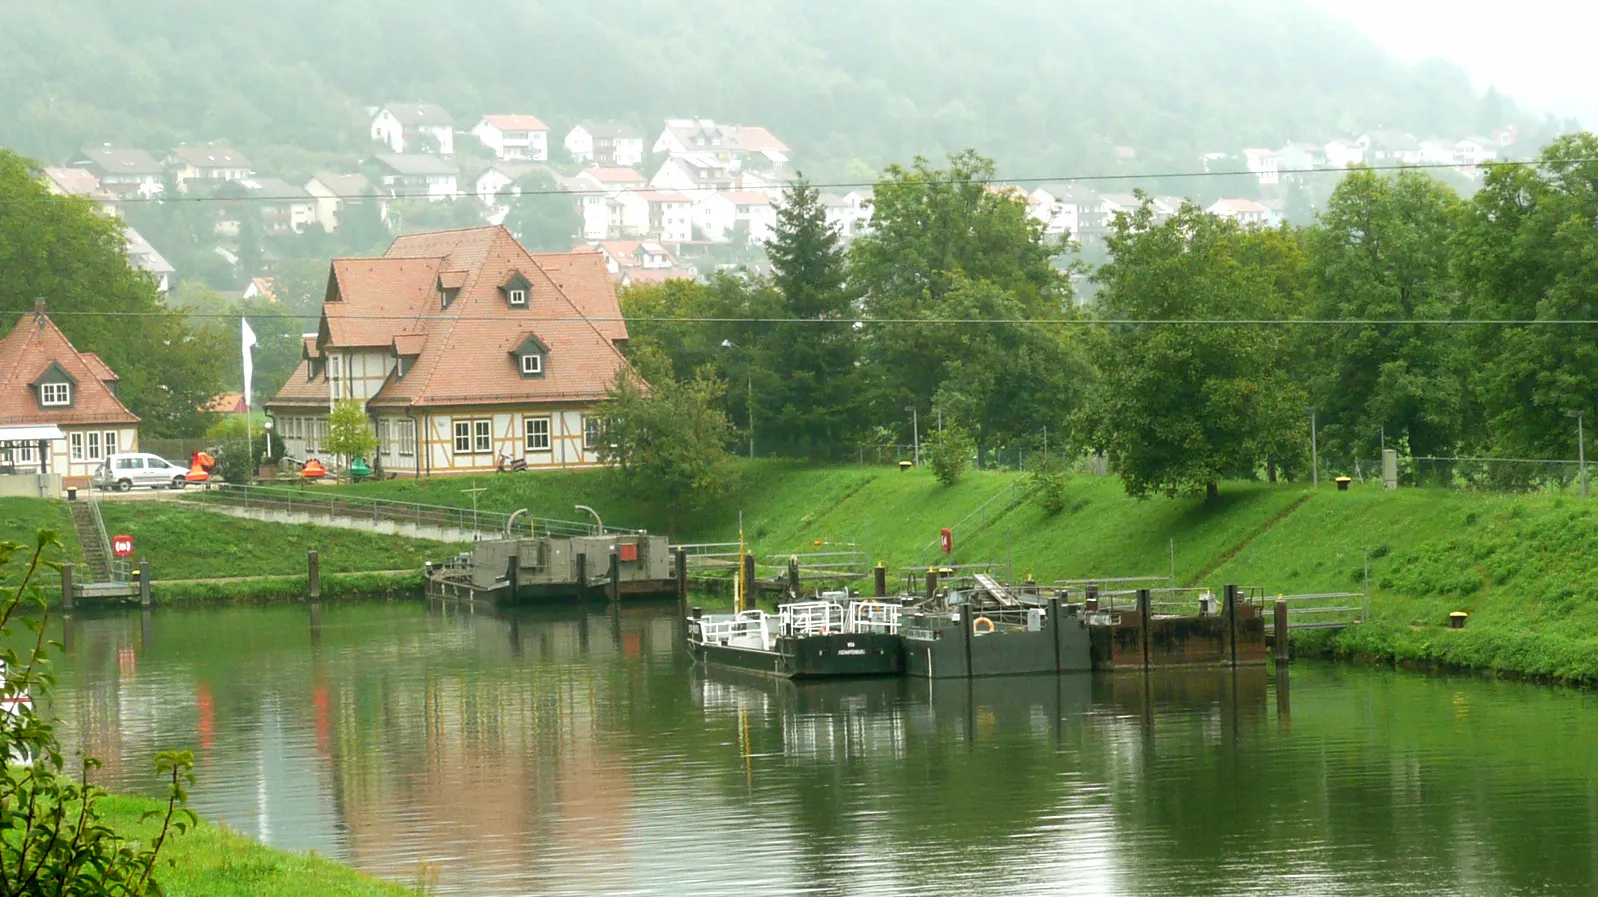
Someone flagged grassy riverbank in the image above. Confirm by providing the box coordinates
[337,462,1598,683]
[102,795,412,896]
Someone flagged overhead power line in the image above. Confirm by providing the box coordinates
[12,156,1580,206]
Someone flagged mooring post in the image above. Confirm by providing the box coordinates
[961,600,975,679]
[1136,588,1151,671]
[1048,595,1063,673]
[307,549,321,600]
[925,568,937,603]
[675,548,688,600]
[608,550,621,603]
[1085,583,1099,613]
[138,557,151,608]
[1223,584,1239,667]
[309,600,323,646]
[1273,598,1290,665]
[874,563,887,598]
[742,552,757,609]
[786,556,800,599]
[575,553,587,600]
[61,563,74,611]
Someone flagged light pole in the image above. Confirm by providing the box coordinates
[906,405,920,467]
[720,340,754,459]
[1308,408,1318,490]
[1572,411,1587,499]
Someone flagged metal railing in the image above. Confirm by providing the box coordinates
[182,482,636,540]
[84,483,127,583]
[916,479,1037,563]
[1268,592,1366,630]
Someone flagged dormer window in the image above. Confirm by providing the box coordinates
[511,332,550,379]
[521,353,542,375]
[41,383,70,406]
[508,288,526,306]
[500,271,533,309]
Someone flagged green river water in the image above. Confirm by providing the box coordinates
[40,600,1598,896]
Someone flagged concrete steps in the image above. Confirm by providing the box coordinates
[67,501,112,580]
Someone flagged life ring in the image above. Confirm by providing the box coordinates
[972,616,994,634]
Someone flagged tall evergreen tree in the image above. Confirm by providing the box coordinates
[762,177,858,456]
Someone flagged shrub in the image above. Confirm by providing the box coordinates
[926,426,975,487]
[1027,456,1070,516]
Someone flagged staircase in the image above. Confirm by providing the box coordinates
[67,501,112,580]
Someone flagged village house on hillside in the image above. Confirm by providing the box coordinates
[651,119,790,172]
[165,146,253,189]
[370,104,456,155]
[305,172,379,232]
[266,226,635,476]
[563,122,645,167]
[68,146,164,198]
[472,115,549,162]
[0,301,140,487]
[372,154,460,202]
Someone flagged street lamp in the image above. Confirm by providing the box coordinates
[1307,407,1318,490]
[720,339,754,459]
[1570,411,1587,499]
[905,405,920,467]
[262,417,274,460]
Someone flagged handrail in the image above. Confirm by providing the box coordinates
[85,483,125,582]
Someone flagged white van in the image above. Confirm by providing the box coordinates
[93,453,190,492]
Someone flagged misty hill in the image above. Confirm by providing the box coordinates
[1,0,1530,178]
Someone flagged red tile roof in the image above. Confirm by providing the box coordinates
[203,393,249,414]
[734,126,788,153]
[481,114,549,132]
[582,167,647,184]
[0,309,139,426]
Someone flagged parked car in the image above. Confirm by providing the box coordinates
[93,453,190,492]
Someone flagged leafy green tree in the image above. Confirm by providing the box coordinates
[762,176,859,457]
[502,170,582,251]
[1302,168,1467,467]
[0,150,228,437]
[323,398,376,463]
[1083,203,1307,499]
[926,425,975,487]
[597,364,737,532]
[1454,133,1598,465]
[337,191,390,255]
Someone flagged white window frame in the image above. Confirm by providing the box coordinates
[525,416,551,452]
[103,431,118,457]
[398,420,416,457]
[87,431,102,461]
[584,416,602,452]
[377,420,390,454]
[473,420,492,453]
[69,432,83,461]
[521,353,542,375]
[41,383,70,406]
[454,420,472,453]
[508,288,527,306]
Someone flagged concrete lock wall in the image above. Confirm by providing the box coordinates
[0,473,62,498]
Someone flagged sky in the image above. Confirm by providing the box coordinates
[1302,0,1595,126]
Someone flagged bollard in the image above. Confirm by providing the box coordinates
[61,563,74,611]
[960,600,975,679]
[1136,588,1151,670]
[787,556,800,599]
[676,548,688,600]
[1274,598,1290,664]
[925,568,937,603]
[1085,583,1099,613]
[608,550,621,603]
[691,605,703,620]
[138,558,151,607]
[1449,611,1468,629]
[1223,584,1239,667]
[309,601,323,645]
[874,563,887,598]
[307,549,321,600]
[1048,596,1063,673]
[741,553,757,610]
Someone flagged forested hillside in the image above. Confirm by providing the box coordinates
[1,0,1533,177]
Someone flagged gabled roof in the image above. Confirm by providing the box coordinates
[732,126,788,153]
[0,307,139,426]
[123,227,175,277]
[479,114,548,132]
[169,146,252,169]
[382,104,455,127]
[306,172,375,198]
[373,154,459,176]
[43,167,102,196]
[632,190,691,203]
[582,166,647,184]
[244,177,312,201]
[274,227,633,411]
[722,191,772,205]
[1210,198,1268,214]
[574,121,642,140]
[73,146,162,176]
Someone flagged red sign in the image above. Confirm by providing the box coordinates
[111,534,134,558]
[940,528,953,553]
[619,543,639,562]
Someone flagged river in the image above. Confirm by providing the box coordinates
[38,600,1598,896]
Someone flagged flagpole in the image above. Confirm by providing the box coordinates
[242,318,257,482]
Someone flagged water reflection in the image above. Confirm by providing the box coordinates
[38,604,1598,896]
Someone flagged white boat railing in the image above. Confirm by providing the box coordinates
[846,600,902,635]
[780,601,846,636]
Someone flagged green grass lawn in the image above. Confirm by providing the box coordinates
[95,502,456,581]
[102,795,413,896]
[0,497,80,587]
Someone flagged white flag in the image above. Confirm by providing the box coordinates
[242,318,259,409]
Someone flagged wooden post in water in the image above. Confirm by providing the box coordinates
[741,552,757,609]
[675,548,688,600]
[1223,584,1239,667]
[1085,583,1099,613]
[786,556,800,600]
[575,553,587,600]
[138,558,151,607]
[1136,588,1151,671]
[307,549,321,600]
[960,601,975,679]
[61,563,73,611]
[874,563,887,598]
[1273,598,1290,665]
[1048,596,1063,673]
[608,550,621,603]
[924,568,937,603]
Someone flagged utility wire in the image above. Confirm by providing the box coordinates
[13,156,1576,206]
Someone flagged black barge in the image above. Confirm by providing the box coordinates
[688,598,905,679]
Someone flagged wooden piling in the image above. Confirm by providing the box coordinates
[1273,598,1290,665]
[1223,584,1239,667]
[741,553,757,609]
[608,550,621,603]
[1048,596,1063,673]
[1136,588,1151,671]
[1085,583,1099,613]
[61,563,73,611]
[925,568,937,603]
[307,549,321,600]
[960,602,975,679]
[873,563,887,598]
[138,558,151,607]
[787,556,800,599]
[675,548,688,600]
[575,553,587,600]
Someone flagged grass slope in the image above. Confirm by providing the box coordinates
[0,497,80,585]
[102,796,412,896]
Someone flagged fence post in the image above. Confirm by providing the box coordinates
[308,549,321,600]
[61,563,74,611]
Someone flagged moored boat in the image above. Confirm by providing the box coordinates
[688,597,905,679]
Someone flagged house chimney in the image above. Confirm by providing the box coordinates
[33,298,46,321]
